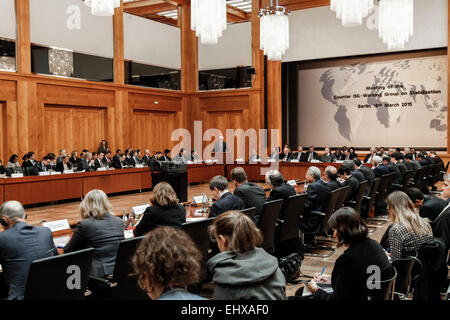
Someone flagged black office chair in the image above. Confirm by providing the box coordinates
[392,255,420,300]
[334,185,351,211]
[413,167,425,191]
[392,170,414,192]
[303,188,341,258]
[371,172,396,220]
[258,199,283,253]
[439,161,449,181]
[367,266,397,301]
[182,218,215,283]
[345,180,368,215]
[277,194,308,243]
[89,236,148,300]
[24,166,38,176]
[24,248,94,300]
[240,207,257,221]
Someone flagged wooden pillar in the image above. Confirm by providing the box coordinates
[113,1,125,85]
[266,60,282,148]
[252,0,265,132]
[180,1,198,93]
[447,0,450,153]
[15,0,31,74]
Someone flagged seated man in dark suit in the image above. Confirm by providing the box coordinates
[94,152,108,170]
[141,149,151,166]
[406,187,447,222]
[230,167,266,223]
[321,147,335,163]
[305,146,319,162]
[383,155,402,185]
[162,149,171,162]
[364,147,377,164]
[431,175,450,252]
[417,153,432,166]
[0,201,58,300]
[372,155,390,177]
[322,165,342,191]
[354,158,375,195]
[36,156,51,173]
[343,160,365,182]
[279,147,291,161]
[55,155,73,173]
[208,175,244,218]
[149,151,164,170]
[299,166,331,249]
[337,165,360,202]
[112,153,127,169]
[289,146,307,162]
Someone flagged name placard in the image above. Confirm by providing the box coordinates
[186,161,194,165]
[43,219,70,233]
[192,195,207,204]
[287,180,297,186]
[63,170,74,174]
[50,171,61,175]
[135,164,144,168]
[38,171,50,176]
[290,160,299,163]
[97,167,107,171]
[235,158,244,163]
[11,173,24,178]
[131,204,150,216]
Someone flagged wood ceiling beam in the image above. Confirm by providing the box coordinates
[144,14,179,27]
[126,2,177,15]
[226,4,250,23]
[124,0,179,10]
[260,0,330,11]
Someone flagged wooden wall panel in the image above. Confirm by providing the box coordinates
[132,110,176,154]
[44,105,106,155]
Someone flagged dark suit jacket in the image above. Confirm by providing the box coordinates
[0,222,58,300]
[351,170,366,183]
[141,155,151,166]
[344,176,360,202]
[112,157,124,169]
[234,182,266,221]
[213,142,228,153]
[373,164,390,178]
[279,152,291,161]
[290,152,307,162]
[420,196,447,222]
[363,153,375,164]
[314,238,391,300]
[305,151,319,162]
[133,204,186,237]
[321,153,335,163]
[209,192,245,218]
[267,183,297,223]
[327,179,343,191]
[94,158,107,170]
[300,179,331,234]
[387,163,402,185]
[432,206,450,251]
[55,161,73,173]
[64,214,124,277]
[359,165,375,194]
[36,161,49,173]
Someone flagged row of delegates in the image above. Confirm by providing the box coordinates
[273,146,358,162]
[131,211,286,300]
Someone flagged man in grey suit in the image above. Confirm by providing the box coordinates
[230,167,266,223]
[0,201,58,300]
[321,147,335,163]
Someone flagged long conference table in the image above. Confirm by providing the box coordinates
[0,161,337,207]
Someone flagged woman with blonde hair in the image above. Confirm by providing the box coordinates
[64,189,124,279]
[207,211,286,300]
[386,191,433,261]
[133,182,186,237]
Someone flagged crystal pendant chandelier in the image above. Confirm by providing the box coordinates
[330,0,374,27]
[84,0,120,17]
[191,0,227,45]
[258,0,291,61]
[378,0,414,50]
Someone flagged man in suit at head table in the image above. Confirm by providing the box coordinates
[162,149,171,162]
[36,156,51,174]
[213,136,229,153]
[290,146,307,162]
[55,155,73,173]
[279,147,292,161]
[0,201,58,300]
[112,153,127,169]
[141,149,151,166]
[364,147,377,164]
[94,152,108,170]
[321,147,335,163]
[305,146,319,162]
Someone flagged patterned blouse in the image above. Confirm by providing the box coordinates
[388,224,433,261]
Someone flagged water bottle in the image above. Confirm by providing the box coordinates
[122,209,129,228]
[202,193,208,212]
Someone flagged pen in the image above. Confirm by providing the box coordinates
[320,266,326,276]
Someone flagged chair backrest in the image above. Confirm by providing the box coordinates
[240,207,257,221]
[111,236,148,300]
[374,172,396,206]
[367,266,397,300]
[320,188,342,233]
[25,166,37,176]
[334,186,351,210]
[259,199,283,251]
[352,180,368,215]
[392,255,418,295]
[421,165,431,188]
[361,177,380,218]
[414,167,425,190]
[277,194,308,243]
[25,248,94,300]
[182,218,215,282]
[431,163,441,185]
[445,161,449,173]
[401,170,414,191]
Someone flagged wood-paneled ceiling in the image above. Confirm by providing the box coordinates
[123,0,330,27]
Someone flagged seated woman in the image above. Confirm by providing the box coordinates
[385,191,433,261]
[207,211,286,300]
[305,207,391,300]
[64,189,124,279]
[6,154,22,171]
[133,182,186,237]
[132,226,206,300]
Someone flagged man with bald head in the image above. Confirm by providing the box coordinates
[323,166,342,191]
[0,201,57,300]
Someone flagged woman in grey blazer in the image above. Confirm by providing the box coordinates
[64,189,124,278]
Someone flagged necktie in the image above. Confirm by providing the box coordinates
[308,153,312,162]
